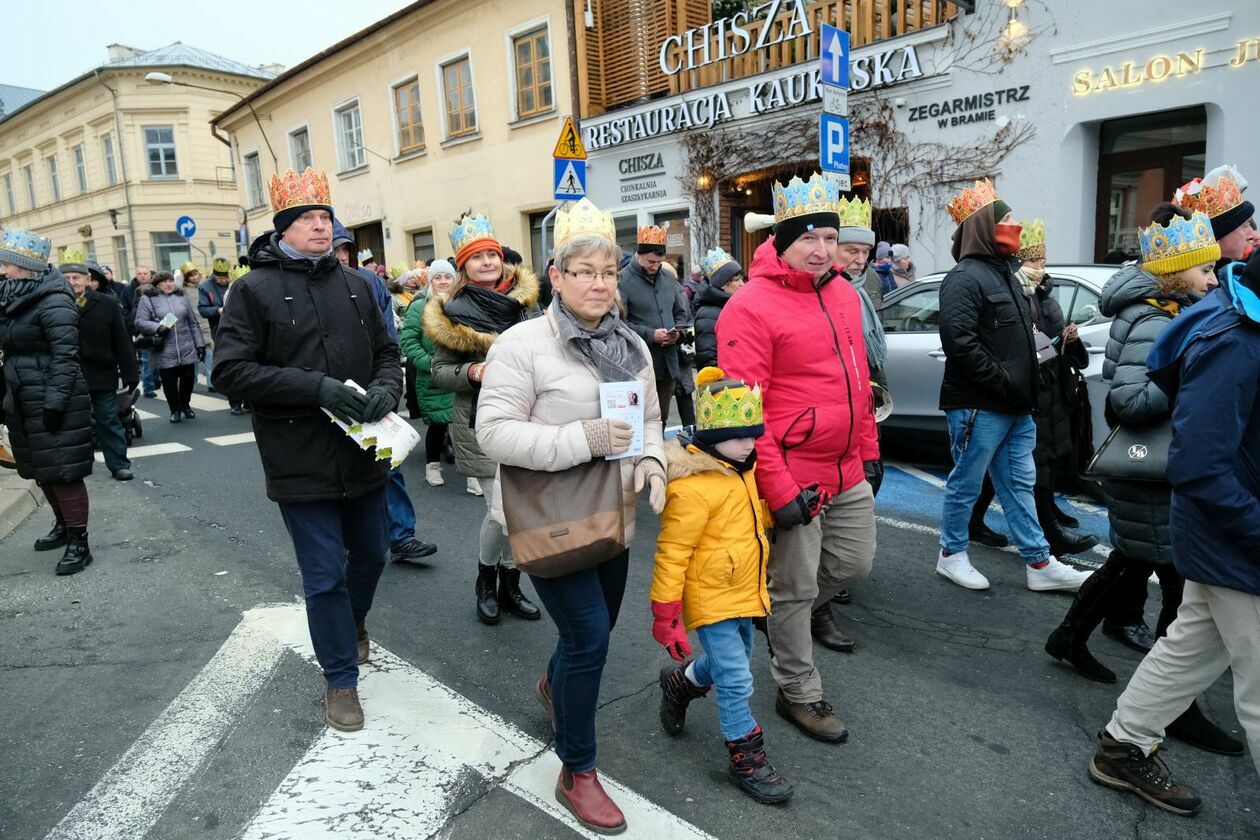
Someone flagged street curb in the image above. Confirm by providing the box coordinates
[0,472,41,540]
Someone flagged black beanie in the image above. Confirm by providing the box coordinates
[773,211,841,254]
[273,203,331,235]
[1211,200,1255,241]
[637,243,666,256]
[708,261,742,288]
[991,199,1012,223]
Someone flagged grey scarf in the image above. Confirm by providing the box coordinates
[552,297,647,383]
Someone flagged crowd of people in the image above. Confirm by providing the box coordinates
[1,157,1258,831]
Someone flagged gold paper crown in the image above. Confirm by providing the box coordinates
[60,247,87,265]
[1174,173,1245,219]
[179,261,198,275]
[556,198,616,248]
[229,265,250,281]
[637,224,668,246]
[1139,210,1220,276]
[836,196,872,229]
[695,367,763,436]
[1017,219,1045,260]
[268,167,332,214]
[772,173,841,223]
[947,178,1000,224]
[212,257,232,275]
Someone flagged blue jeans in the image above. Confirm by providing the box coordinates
[692,618,758,741]
[386,465,416,546]
[199,343,214,389]
[139,352,160,395]
[529,550,629,772]
[278,487,388,689]
[89,389,130,473]
[941,409,1049,563]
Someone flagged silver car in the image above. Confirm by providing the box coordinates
[877,265,1118,433]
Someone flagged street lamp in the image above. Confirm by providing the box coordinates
[144,71,278,169]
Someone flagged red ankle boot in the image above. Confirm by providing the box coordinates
[555,767,626,834]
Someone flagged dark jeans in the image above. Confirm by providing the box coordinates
[404,360,421,418]
[39,480,89,527]
[138,352,160,395]
[278,487,389,689]
[89,389,130,473]
[529,550,629,772]
[159,364,195,412]
[425,423,448,463]
[1106,551,1185,637]
[386,466,416,546]
[674,381,696,427]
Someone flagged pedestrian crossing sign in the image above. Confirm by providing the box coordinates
[554,158,587,201]
[552,116,587,160]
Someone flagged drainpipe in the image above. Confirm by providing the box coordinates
[94,69,140,275]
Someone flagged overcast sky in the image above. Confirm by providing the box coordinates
[6,0,417,91]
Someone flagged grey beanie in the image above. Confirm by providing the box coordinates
[838,227,876,247]
[891,244,911,261]
[875,241,891,261]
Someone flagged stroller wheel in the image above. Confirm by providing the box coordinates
[133,416,144,440]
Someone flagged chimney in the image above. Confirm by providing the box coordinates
[257,63,285,77]
[106,43,143,62]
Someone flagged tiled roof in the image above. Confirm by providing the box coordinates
[0,83,45,117]
[107,42,274,80]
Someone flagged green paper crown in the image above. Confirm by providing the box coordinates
[695,367,762,432]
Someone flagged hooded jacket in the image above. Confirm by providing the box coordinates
[77,289,139,391]
[649,439,771,631]
[212,232,402,503]
[1147,262,1260,595]
[716,238,879,510]
[691,281,731,370]
[196,276,232,338]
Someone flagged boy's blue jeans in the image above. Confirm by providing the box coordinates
[692,617,758,741]
[940,408,1049,564]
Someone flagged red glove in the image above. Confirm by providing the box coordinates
[651,600,691,662]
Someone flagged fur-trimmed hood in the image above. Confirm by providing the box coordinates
[423,265,540,354]
[664,438,734,482]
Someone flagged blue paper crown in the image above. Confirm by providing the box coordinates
[0,227,52,271]
[1138,210,1220,276]
[449,214,497,258]
[700,247,735,279]
[772,173,841,224]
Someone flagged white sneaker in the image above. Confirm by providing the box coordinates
[466,477,483,497]
[425,462,445,487]
[936,550,990,590]
[1026,556,1092,592]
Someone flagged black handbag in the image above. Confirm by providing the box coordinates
[1084,420,1171,483]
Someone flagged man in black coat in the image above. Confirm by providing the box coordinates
[213,167,402,733]
[197,258,244,413]
[60,255,138,481]
[618,225,687,423]
[934,184,1089,594]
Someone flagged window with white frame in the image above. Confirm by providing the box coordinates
[47,156,61,202]
[411,229,435,262]
[441,56,477,139]
[289,126,312,170]
[24,165,36,207]
[334,101,366,171]
[513,26,553,119]
[393,78,425,155]
[2,174,14,215]
[112,235,129,281]
[73,145,87,194]
[243,153,264,209]
[144,125,178,178]
[102,134,118,185]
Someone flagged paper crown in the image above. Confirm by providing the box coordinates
[836,196,872,229]
[449,214,500,266]
[0,227,53,271]
[1017,219,1045,260]
[59,247,87,266]
[555,198,616,248]
[357,249,374,263]
[229,265,250,281]
[637,224,668,246]
[389,262,410,279]
[700,247,735,279]
[1174,167,1247,219]
[212,257,232,275]
[1139,210,1220,276]
[179,261,198,275]
[268,167,332,214]
[695,367,764,440]
[772,173,841,224]
[947,178,1000,224]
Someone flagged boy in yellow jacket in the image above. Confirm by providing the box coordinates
[649,367,792,805]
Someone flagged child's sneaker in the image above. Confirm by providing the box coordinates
[658,663,709,736]
[726,725,793,804]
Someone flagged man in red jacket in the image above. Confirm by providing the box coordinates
[717,173,879,743]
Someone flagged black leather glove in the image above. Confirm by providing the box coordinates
[317,377,368,425]
[44,408,66,432]
[864,460,884,497]
[360,386,396,424]
[196,346,206,362]
[772,483,822,531]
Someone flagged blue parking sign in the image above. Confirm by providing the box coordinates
[819,113,850,176]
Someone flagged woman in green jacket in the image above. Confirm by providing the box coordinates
[399,260,455,487]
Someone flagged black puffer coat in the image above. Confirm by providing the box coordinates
[691,281,731,370]
[212,233,402,503]
[0,269,94,483]
[78,289,139,392]
[1096,264,1195,565]
[1026,275,1088,467]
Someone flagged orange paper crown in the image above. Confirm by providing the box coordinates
[268,167,332,214]
[637,224,668,246]
[947,178,1000,224]
[1174,174,1245,220]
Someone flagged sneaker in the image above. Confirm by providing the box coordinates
[1088,732,1201,816]
[390,538,438,563]
[230,406,245,416]
[1027,556,1091,592]
[425,462,445,486]
[466,477,483,496]
[936,550,990,590]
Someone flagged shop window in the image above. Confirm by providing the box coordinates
[152,232,191,274]
[513,27,553,119]
[441,56,477,139]
[614,215,638,253]
[394,79,426,155]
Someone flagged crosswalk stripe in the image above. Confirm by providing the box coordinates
[205,432,256,446]
[135,408,160,420]
[94,442,191,462]
[150,392,230,412]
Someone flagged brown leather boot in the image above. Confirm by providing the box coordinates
[325,687,364,732]
[1088,732,1201,816]
[775,689,848,742]
[810,605,855,652]
[555,767,626,834]
[356,623,369,665]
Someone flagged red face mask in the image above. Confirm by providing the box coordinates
[995,223,1023,256]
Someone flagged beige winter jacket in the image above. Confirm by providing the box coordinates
[476,307,666,543]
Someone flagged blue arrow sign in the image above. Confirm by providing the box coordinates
[176,215,197,239]
[820,113,850,176]
[554,158,587,201]
[819,24,850,89]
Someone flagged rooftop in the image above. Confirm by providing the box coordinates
[0,83,45,118]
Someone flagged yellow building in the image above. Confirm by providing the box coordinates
[213,0,572,273]
[0,43,273,278]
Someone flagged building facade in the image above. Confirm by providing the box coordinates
[0,43,271,278]
[214,0,572,274]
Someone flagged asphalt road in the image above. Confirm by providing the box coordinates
[1,386,1255,840]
